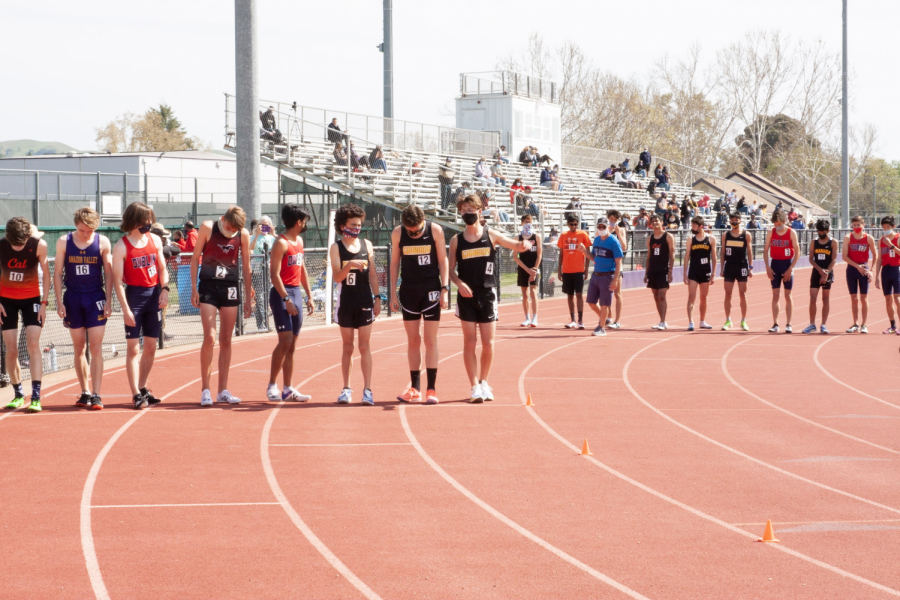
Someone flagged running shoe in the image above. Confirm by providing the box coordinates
[658,322,668,330]
[520,317,531,327]
[651,323,662,330]
[425,389,439,405]
[846,324,860,333]
[565,321,577,329]
[337,388,352,404]
[577,322,585,330]
[740,320,749,331]
[768,324,779,333]
[699,322,712,330]
[722,319,733,331]
[282,387,311,402]
[883,327,897,334]
[26,399,42,413]
[802,324,817,334]
[605,318,612,325]
[529,317,538,328]
[592,325,606,337]
[820,324,830,334]
[143,389,161,405]
[75,392,91,408]
[608,322,621,329]
[5,396,25,409]
[785,324,793,334]
[480,381,494,402]
[687,322,695,331]
[133,393,148,410]
[200,389,213,407]
[469,382,484,404]
[397,387,422,403]
[90,394,104,411]
[217,390,241,404]
[266,384,281,401]
[361,389,374,406]
[860,325,868,334]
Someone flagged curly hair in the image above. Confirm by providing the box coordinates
[334,203,366,236]
[401,205,425,227]
[5,217,32,246]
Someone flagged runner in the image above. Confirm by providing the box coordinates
[579,217,623,337]
[606,210,627,329]
[683,215,716,331]
[449,194,531,402]
[190,206,253,406]
[803,219,837,334]
[720,212,754,331]
[389,205,449,405]
[331,203,381,405]
[513,213,541,327]
[764,210,800,333]
[842,215,876,333]
[874,216,900,334]
[1,218,50,413]
[643,214,675,330]
[557,215,591,329]
[53,208,113,410]
[266,203,316,403]
[111,202,169,409]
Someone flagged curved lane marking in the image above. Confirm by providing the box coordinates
[813,336,900,411]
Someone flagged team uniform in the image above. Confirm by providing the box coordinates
[587,234,623,307]
[646,233,670,289]
[722,230,750,283]
[398,221,441,321]
[0,237,42,331]
[879,234,900,295]
[122,235,161,339]
[687,235,713,284]
[769,228,794,290]
[198,221,241,308]
[846,236,871,295]
[62,233,107,329]
[810,239,835,289]
[334,241,375,329]
[557,230,591,294]
[455,228,498,323]
[269,235,306,335]
[516,232,540,287]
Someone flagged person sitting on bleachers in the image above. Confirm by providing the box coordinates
[541,166,560,191]
[509,178,525,204]
[737,195,748,214]
[519,146,533,167]
[636,160,649,178]
[655,193,668,217]
[657,165,671,191]
[726,188,737,204]
[491,159,508,187]
[453,181,472,206]
[747,214,763,230]
[333,143,349,167]
[369,145,387,172]
[647,180,657,195]
[634,208,650,230]
[601,164,616,181]
[260,106,283,140]
[438,157,456,211]
[474,158,494,187]
[621,158,630,170]
[698,193,710,215]
[550,165,565,191]
[327,118,346,144]
[665,205,680,230]
[714,207,729,229]
[494,146,510,164]
[409,161,423,176]
[519,188,544,219]
[534,148,553,166]
[479,189,510,223]
[625,170,642,190]
[564,197,583,223]
[348,142,368,170]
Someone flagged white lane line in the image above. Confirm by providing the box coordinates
[270,442,411,447]
[398,405,649,600]
[813,336,900,412]
[517,336,900,597]
[722,337,900,455]
[92,502,281,508]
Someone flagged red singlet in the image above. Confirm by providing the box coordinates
[847,234,871,266]
[769,227,793,260]
[122,235,159,287]
[279,234,304,287]
[880,234,900,267]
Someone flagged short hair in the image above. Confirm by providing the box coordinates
[649,214,662,224]
[815,219,831,232]
[401,205,425,227]
[282,202,311,229]
[566,214,579,225]
[729,212,743,220]
[607,209,621,220]
[520,213,533,223]
[73,207,100,230]
[223,206,246,230]
[334,203,366,235]
[5,217,32,246]
[120,202,156,233]
[456,194,482,212]
[882,215,896,227]
[771,210,786,224]
[691,215,705,227]
[851,214,864,224]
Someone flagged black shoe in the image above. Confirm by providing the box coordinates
[90,394,104,411]
[142,388,161,405]
[133,393,148,410]
[75,392,91,408]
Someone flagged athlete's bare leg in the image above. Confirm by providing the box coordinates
[422,320,440,369]
[125,337,155,396]
[613,277,622,322]
[784,288,793,325]
[771,288,781,324]
[566,293,575,319]
[809,288,820,324]
[520,287,530,319]
[2,329,21,387]
[199,304,218,391]
[850,295,859,324]
[737,281,749,320]
[70,327,89,393]
[404,319,423,371]
[652,288,667,322]
[357,323,373,389]
[87,325,105,394]
[821,289,831,325]
[529,286,539,319]
[461,321,479,387]
[477,321,496,381]
[215,306,238,394]
[698,282,709,322]
[723,280,735,321]
[687,280,698,323]
[339,326,356,388]
[24,326,42,383]
[575,292,584,320]
[268,330,295,387]
[860,293,869,326]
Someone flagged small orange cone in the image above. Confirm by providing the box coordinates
[757,520,779,543]
[525,393,534,406]
[580,439,593,456]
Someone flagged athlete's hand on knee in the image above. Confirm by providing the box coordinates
[190,289,200,309]
[373,302,382,317]
[458,282,473,298]
[123,309,136,328]
[390,296,400,313]
[784,269,792,280]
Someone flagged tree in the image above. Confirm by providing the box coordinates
[95,105,203,153]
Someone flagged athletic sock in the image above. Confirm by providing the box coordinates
[31,380,41,400]
[892,320,896,329]
[570,312,575,322]
[426,368,437,390]
[410,370,421,391]
[12,383,23,397]
[578,311,583,321]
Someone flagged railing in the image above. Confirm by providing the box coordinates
[460,71,559,104]
[562,145,641,171]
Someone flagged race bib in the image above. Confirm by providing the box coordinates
[418,255,431,266]
[9,272,23,282]
[653,247,660,255]
[33,303,40,313]
[148,265,157,278]
[157,310,162,321]
[485,262,494,275]
[347,272,357,286]
[784,248,791,257]
[891,250,895,258]
[741,269,748,277]
[215,265,228,279]
[227,287,237,300]
[567,244,577,250]
[428,291,440,302]
[726,247,732,256]
[700,257,708,265]
[76,265,90,276]
[96,300,105,311]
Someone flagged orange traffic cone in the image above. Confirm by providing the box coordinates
[580,439,593,456]
[757,520,779,543]
[525,393,534,406]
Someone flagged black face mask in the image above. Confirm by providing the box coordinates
[138,224,151,234]
[299,222,307,234]
[818,232,829,239]
[462,213,479,226]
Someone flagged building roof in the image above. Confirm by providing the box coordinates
[692,171,827,215]
[0,150,233,162]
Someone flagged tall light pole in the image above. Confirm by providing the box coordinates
[381,0,393,144]
[841,0,850,227]
[236,0,261,221]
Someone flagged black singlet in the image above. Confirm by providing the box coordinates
[723,230,748,265]
[399,221,439,286]
[812,237,834,270]
[335,240,374,310]
[647,232,670,274]
[688,234,712,275]
[455,227,497,290]
[517,233,539,269]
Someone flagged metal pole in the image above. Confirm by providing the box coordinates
[123,172,128,207]
[57,174,62,201]
[235,0,261,221]
[34,171,39,226]
[97,172,101,212]
[263,244,270,331]
[841,0,850,228]
[382,0,393,144]
[873,176,877,224]
[193,178,199,224]
[144,172,148,204]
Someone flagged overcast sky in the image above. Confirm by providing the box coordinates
[2,1,896,161]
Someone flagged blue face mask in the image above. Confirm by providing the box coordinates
[138,224,151,234]
[521,223,533,237]
[342,227,361,238]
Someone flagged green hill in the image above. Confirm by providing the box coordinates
[0,140,79,157]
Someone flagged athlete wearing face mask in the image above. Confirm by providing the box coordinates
[875,215,900,334]
[577,217,623,336]
[804,219,837,334]
[720,212,753,331]
[684,215,716,331]
[764,210,801,333]
[513,215,542,327]
[605,210,627,329]
[842,216,877,333]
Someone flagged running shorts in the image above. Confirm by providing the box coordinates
[561,272,585,295]
[0,296,42,331]
[723,263,749,283]
[63,289,107,329]
[399,283,442,322]
[198,279,241,308]
[769,259,793,290]
[270,285,305,335]
[455,287,498,323]
[882,265,900,296]
[846,266,870,295]
[124,286,161,339]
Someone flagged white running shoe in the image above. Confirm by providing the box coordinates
[608,322,621,329]
[768,324,779,333]
[592,325,606,336]
[217,390,241,404]
[565,320,577,329]
[860,325,868,334]
[520,317,531,327]
[200,389,213,406]
[785,324,793,334]
[529,317,538,328]
[846,324,860,333]
[651,323,662,330]
[687,322,695,331]
[577,322,585,330]
[282,386,311,402]
[337,388,352,404]
[469,382,484,403]
[658,322,668,330]
[480,381,494,402]
[266,384,280,401]
[699,321,712,330]
[361,388,374,406]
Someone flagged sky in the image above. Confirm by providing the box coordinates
[2,0,897,161]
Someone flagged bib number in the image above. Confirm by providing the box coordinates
[700,257,708,265]
[215,265,228,279]
[347,273,357,286]
[485,262,494,275]
[653,247,660,255]
[726,247,732,256]
[95,300,105,312]
[33,303,40,313]
[227,287,237,300]
[890,250,895,258]
[9,272,23,282]
[75,265,90,276]
[148,265,157,278]
[418,255,431,266]
[784,248,791,257]
[428,291,440,302]
[741,268,748,277]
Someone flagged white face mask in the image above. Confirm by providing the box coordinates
[598,229,609,238]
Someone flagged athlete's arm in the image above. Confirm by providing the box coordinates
[366,240,381,317]
[490,228,531,253]
[683,235,691,284]
[611,257,622,290]
[151,233,169,308]
[240,228,253,319]
[53,236,67,319]
[709,236,717,284]
[36,239,50,325]
[389,226,401,312]
[269,238,297,317]
[785,229,800,278]
[666,233,675,282]
[867,234,878,280]
[299,259,315,316]
[189,222,212,309]
[763,229,774,278]
[448,235,471,298]
[535,235,543,275]
[111,239,134,327]
[100,235,114,317]
[809,239,824,278]
[828,239,838,272]
[331,242,357,283]
[432,224,450,309]
[744,231,754,278]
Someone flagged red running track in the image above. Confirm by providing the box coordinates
[2,266,900,599]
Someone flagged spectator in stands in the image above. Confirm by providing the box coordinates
[534,148,553,166]
[625,169,642,190]
[408,161,423,176]
[665,206,680,230]
[680,197,693,229]
[182,221,198,253]
[621,158,630,170]
[474,158,494,187]
[151,224,180,261]
[713,195,724,213]
[634,208,650,230]
[791,215,806,230]
[601,164,616,181]
[453,182,472,207]
[438,157,456,211]
[261,106,280,134]
[657,165,671,191]
[737,195,748,215]
[755,203,765,217]
[259,124,283,145]
[655,194,668,217]
[348,142,368,170]
[551,165,565,191]
[509,178,525,203]
[491,159,508,187]
[714,208,729,230]
[747,214,762,230]
[327,118,345,144]
[519,187,544,219]
[647,180,657,195]
[698,193,710,215]
[519,146,533,167]
[620,213,632,232]
[540,166,559,191]
[614,168,633,189]
[333,143,349,167]
[726,189,737,204]
[172,229,186,252]
[480,189,510,223]
[494,146,510,164]
[369,145,387,172]
[787,208,799,223]
[749,200,758,215]
[545,227,559,243]
[564,197,583,222]
[775,200,784,213]
[635,160,648,178]
[639,147,652,171]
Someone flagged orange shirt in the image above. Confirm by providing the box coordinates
[557,230,591,273]
[0,237,40,299]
